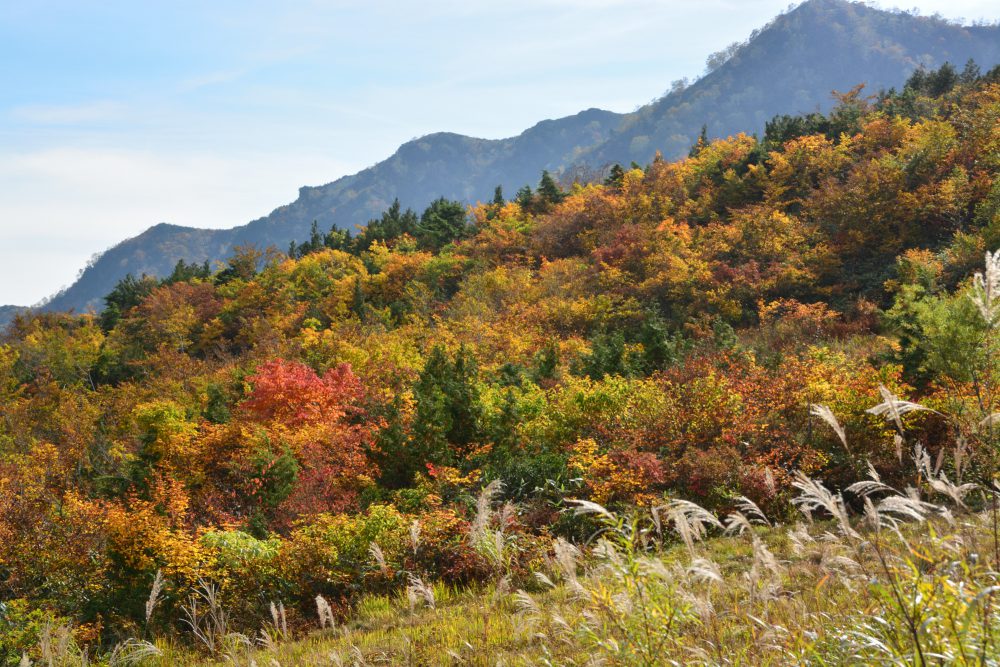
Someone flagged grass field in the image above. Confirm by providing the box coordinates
[96,469,1000,666]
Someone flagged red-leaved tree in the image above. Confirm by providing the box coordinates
[241,359,377,524]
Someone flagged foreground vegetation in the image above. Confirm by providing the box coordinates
[27,463,1000,665]
[4,62,1000,663]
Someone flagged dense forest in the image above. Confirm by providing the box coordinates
[4,63,1000,664]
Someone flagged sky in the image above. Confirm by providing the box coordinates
[1,0,998,306]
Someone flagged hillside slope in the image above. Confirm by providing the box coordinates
[3,64,1000,660]
[24,0,1000,316]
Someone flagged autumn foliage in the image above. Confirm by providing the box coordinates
[2,65,1000,655]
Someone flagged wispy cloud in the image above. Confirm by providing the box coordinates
[177,68,249,92]
[9,101,126,125]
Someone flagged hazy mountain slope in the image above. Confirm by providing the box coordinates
[22,0,1000,316]
[584,0,1000,165]
[0,305,23,331]
[223,107,622,252]
[37,224,230,318]
[39,108,621,315]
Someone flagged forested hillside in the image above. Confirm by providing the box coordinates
[21,0,1000,318]
[3,64,1000,663]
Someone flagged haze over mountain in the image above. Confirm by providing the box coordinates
[8,0,1000,322]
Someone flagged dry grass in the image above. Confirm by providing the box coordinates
[20,441,1000,666]
[114,474,1000,666]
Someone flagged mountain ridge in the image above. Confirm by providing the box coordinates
[582,0,1000,165]
[22,106,622,320]
[6,0,1000,322]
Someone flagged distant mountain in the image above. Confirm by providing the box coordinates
[583,0,1000,165]
[19,0,1000,316]
[38,108,622,315]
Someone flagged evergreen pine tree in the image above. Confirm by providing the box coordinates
[531,342,559,384]
[100,273,158,331]
[538,170,564,205]
[636,310,686,373]
[960,58,981,84]
[308,220,323,252]
[350,277,365,318]
[515,185,534,210]
[689,124,709,157]
[324,226,351,251]
[604,164,625,189]
[415,197,468,250]
[411,345,483,468]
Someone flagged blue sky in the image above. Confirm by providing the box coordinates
[1,0,998,306]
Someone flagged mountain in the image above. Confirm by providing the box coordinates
[18,0,1000,317]
[583,0,1000,165]
[36,108,622,316]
